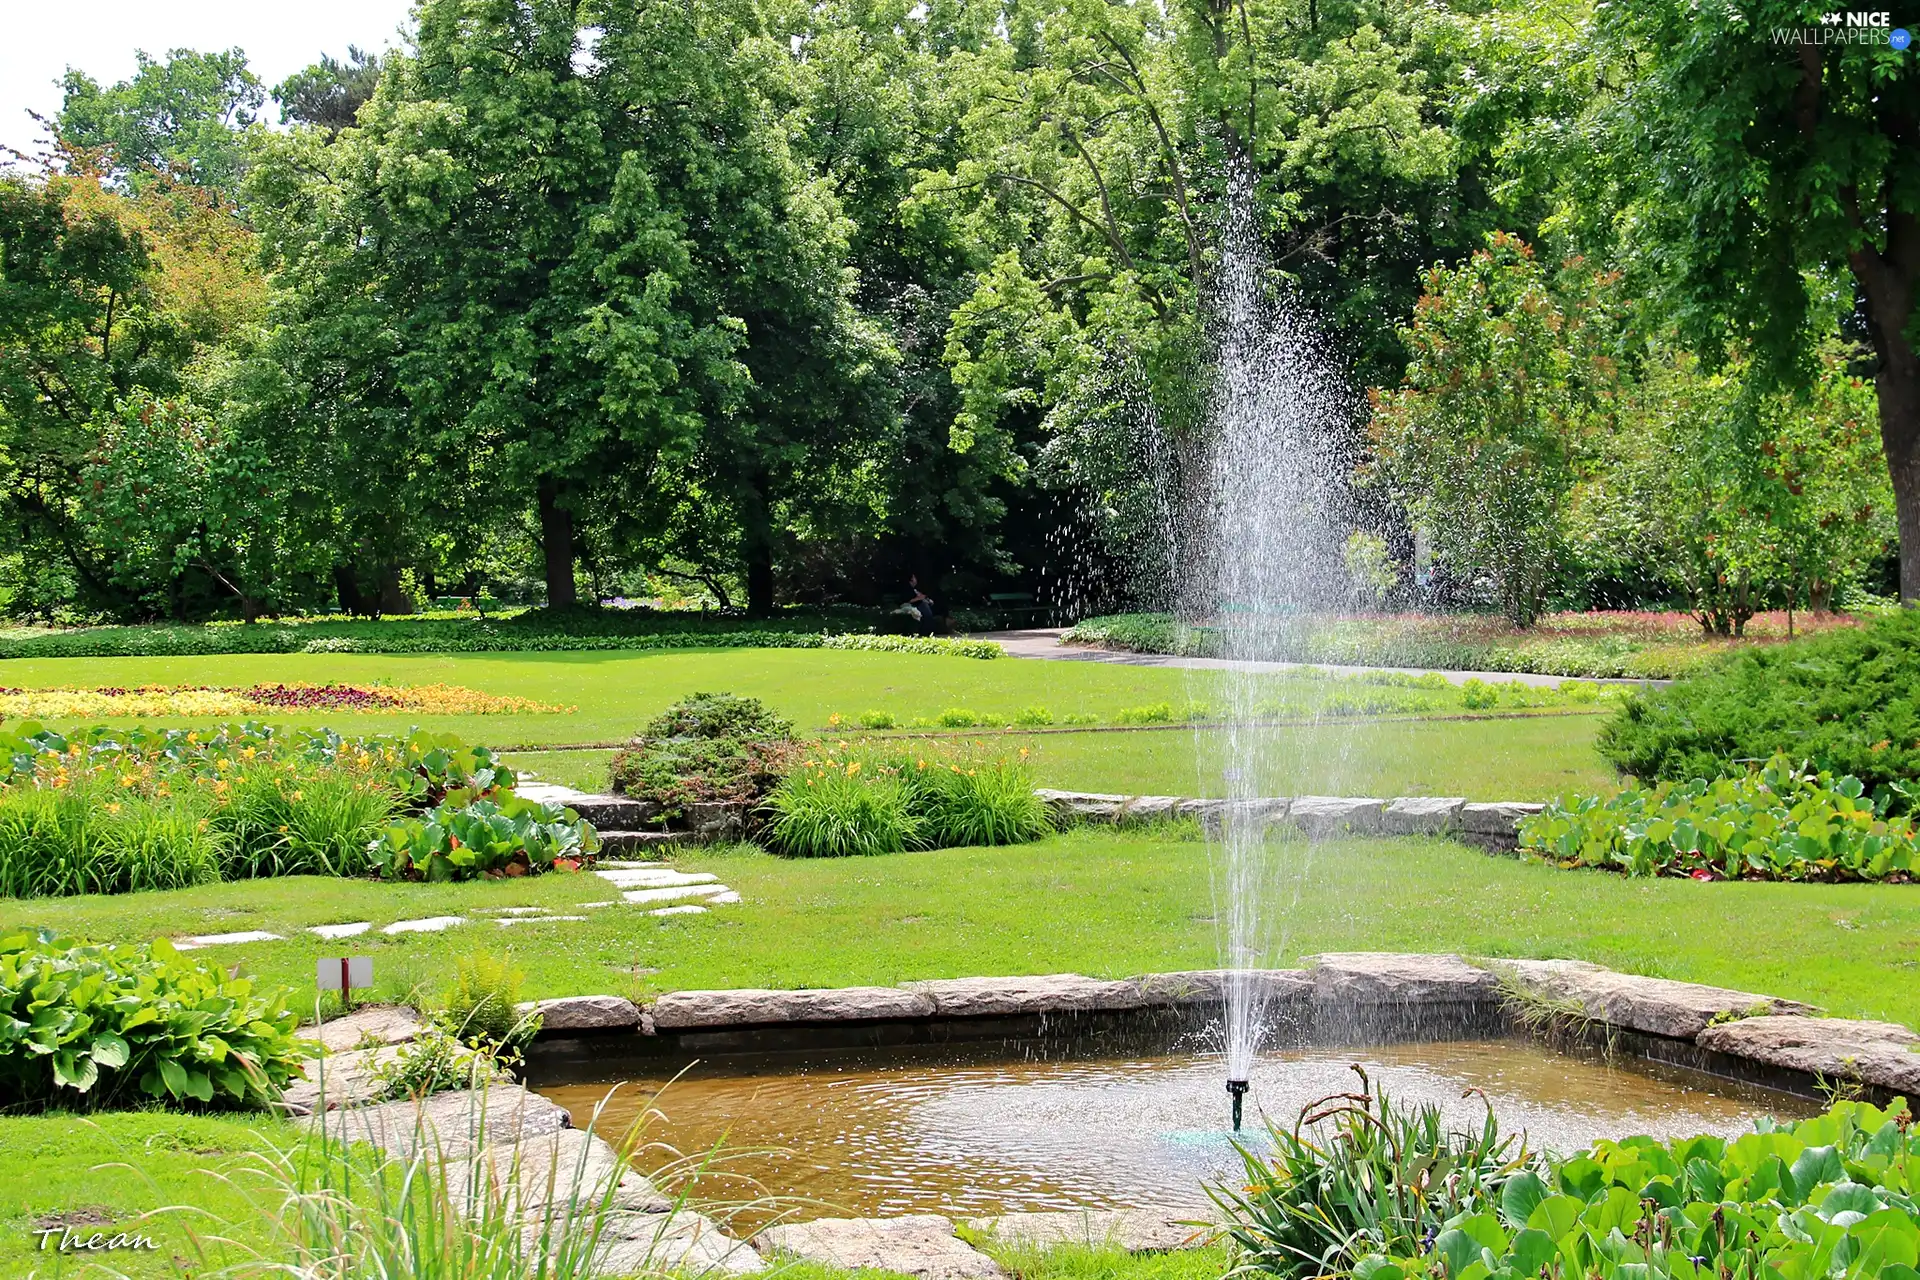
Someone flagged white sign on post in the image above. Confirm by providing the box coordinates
[317,956,373,993]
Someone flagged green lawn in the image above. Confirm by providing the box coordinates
[510,715,1615,801]
[0,1110,304,1277]
[6,828,1911,1027]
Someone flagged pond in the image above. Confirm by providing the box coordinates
[533,1036,1817,1228]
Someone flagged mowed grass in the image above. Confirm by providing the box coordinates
[509,716,1617,801]
[1,648,1608,742]
[0,1110,304,1277]
[6,828,1912,1027]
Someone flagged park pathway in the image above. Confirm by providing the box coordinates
[969,628,1659,688]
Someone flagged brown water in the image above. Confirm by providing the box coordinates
[536,1039,1815,1226]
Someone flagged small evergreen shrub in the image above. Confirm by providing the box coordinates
[1598,608,1920,799]
[608,693,797,814]
[0,931,305,1111]
[1520,753,1916,883]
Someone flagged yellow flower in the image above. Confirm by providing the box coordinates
[291,789,303,801]
[105,801,122,814]
[846,761,861,776]
[242,746,258,759]
[120,774,139,788]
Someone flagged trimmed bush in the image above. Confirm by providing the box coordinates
[1598,608,1920,802]
[0,931,305,1111]
[609,693,797,815]
[1520,753,1916,883]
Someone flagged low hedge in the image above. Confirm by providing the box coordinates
[0,610,1003,661]
[0,931,307,1111]
[1599,608,1920,800]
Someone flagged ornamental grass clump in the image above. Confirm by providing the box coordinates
[761,741,1049,856]
[0,930,306,1111]
[764,759,925,857]
[1212,1069,1536,1279]
[1521,752,1917,883]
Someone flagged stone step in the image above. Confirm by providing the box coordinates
[596,830,688,854]
[515,782,663,829]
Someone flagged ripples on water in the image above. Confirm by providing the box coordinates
[537,1039,1815,1226]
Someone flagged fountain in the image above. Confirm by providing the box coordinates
[1178,161,1357,1131]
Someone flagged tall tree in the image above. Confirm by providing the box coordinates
[1600,2,1920,599]
[274,47,384,132]
[55,49,263,195]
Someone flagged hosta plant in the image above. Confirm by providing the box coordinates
[365,792,597,881]
[1520,753,1917,883]
[0,930,306,1111]
[1357,1097,1920,1280]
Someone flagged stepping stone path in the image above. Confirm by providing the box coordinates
[310,921,372,939]
[383,915,468,935]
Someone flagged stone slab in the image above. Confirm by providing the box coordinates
[1381,796,1465,835]
[304,1005,425,1055]
[651,986,936,1029]
[176,930,281,949]
[1118,796,1184,821]
[707,890,742,905]
[383,915,467,935]
[758,1214,1001,1279]
[1457,802,1545,841]
[601,1208,766,1274]
[1491,959,1819,1040]
[1306,953,1498,1006]
[300,1082,566,1156]
[965,1209,1216,1252]
[623,884,729,905]
[1287,796,1386,837]
[497,915,587,925]
[595,869,719,888]
[309,921,373,939]
[913,973,1152,1017]
[1697,1015,1920,1093]
[650,905,707,917]
[523,994,643,1032]
[1134,969,1313,1006]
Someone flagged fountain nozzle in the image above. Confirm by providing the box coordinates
[1227,1078,1250,1131]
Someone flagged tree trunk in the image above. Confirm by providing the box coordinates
[333,564,364,617]
[537,477,577,610]
[1849,221,1919,602]
[376,563,413,615]
[741,473,774,617]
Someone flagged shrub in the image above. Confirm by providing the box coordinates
[935,707,980,727]
[913,759,1053,846]
[0,931,305,1111]
[438,952,539,1057]
[1013,704,1054,726]
[609,693,798,815]
[763,762,925,856]
[1598,608,1920,799]
[365,792,597,881]
[1115,701,1178,724]
[1520,753,1917,882]
[1460,678,1500,710]
[368,1026,500,1101]
[858,709,898,729]
[1354,1097,1920,1280]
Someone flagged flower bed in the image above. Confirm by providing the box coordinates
[0,721,589,895]
[1519,754,1916,883]
[0,682,570,718]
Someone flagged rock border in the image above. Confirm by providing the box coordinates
[524,954,1914,1102]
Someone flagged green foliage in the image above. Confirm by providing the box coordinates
[365,793,598,882]
[764,763,927,858]
[1369,235,1603,627]
[1213,1073,1535,1277]
[367,1026,497,1102]
[1360,1097,1920,1280]
[762,744,1051,856]
[610,693,797,814]
[1524,754,1917,884]
[1598,611,1920,798]
[0,930,304,1111]
[640,692,792,743]
[436,952,538,1058]
[56,48,263,193]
